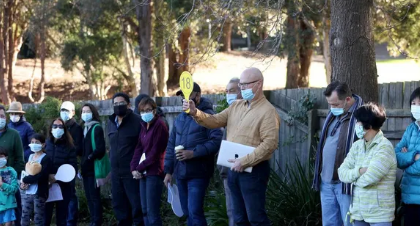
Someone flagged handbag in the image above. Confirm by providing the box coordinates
[91,124,111,179]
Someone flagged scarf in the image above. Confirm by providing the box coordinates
[84,121,100,138]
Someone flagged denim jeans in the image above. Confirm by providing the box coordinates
[353,221,392,226]
[140,176,163,226]
[45,182,72,226]
[228,161,271,226]
[111,175,144,226]
[320,182,351,226]
[67,180,78,226]
[176,178,210,226]
[223,178,235,226]
[83,176,103,226]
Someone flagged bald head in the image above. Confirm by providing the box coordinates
[240,67,263,83]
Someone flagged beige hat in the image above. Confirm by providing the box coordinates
[7,102,25,114]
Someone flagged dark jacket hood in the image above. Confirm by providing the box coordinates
[197,97,213,112]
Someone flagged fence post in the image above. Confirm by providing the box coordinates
[306,110,319,172]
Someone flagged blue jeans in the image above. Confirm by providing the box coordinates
[67,180,78,226]
[353,221,391,226]
[320,182,351,226]
[228,161,271,226]
[140,176,163,226]
[223,178,235,226]
[176,178,210,226]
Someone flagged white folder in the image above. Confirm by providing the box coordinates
[217,140,254,173]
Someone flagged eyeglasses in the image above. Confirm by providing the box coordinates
[52,124,64,129]
[140,109,154,114]
[113,101,127,107]
[238,80,259,88]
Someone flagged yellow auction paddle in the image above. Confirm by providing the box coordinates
[179,71,194,113]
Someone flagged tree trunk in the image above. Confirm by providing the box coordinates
[330,0,378,102]
[178,27,190,73]
[121,22,137,97]
[2,2,10,104]
[0,10,7,105]
[166,44,178,89]
[153,0,166,97]
[285,15,300,89]
[38,29,46,103]
[7,0,14,101]
[298,19,315,88]
[222,18,232,52]
[135,0,154,95]
[323,1,332,84]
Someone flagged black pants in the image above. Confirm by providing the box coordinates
[83,176,103,226]
[111,175,143,226]
[45,182,72,226]
[15,190,22,226]
[67,180,78,226]
[404,204,420,226]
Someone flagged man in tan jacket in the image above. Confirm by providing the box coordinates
[183,68,280,226]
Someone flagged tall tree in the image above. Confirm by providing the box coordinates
[330,0,378,102]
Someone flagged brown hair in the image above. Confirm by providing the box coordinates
[138,97,157,111]
[49,118,74,147]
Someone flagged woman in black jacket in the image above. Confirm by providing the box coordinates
[80,103,106,226]
[44,118,77,226]
[20,133,51,226]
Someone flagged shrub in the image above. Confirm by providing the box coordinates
[24,96,62,135]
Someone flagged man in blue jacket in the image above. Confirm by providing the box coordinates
[7,102,35,163]
[164,83,223,226]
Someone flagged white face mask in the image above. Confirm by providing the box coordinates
[10,115,20,123]
[411,105,420,121]
[29,143,43,153]
[0,157,7,167]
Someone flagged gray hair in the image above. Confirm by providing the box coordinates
[229,77,240,84]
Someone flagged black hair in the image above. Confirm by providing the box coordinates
[410,87,420,121]
[324,81,352,100]
[112,92,130,104]
[0,146,7,157]
[354,102,387,131]
[81,103,101,123]
[138,97,157,111]
[31,133,46,144]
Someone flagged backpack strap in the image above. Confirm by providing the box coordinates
[91,124,99,151]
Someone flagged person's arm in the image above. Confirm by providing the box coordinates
[164,123,177,175]
[338,144,361,183]
[26,123,35,147]
[90,126,106,160]
[130,135,143,172]
[239,109,280,168]
[137,123,169,172]
[355,143,396,188]
[68,146,78,173]
[23,156,51,184]
[192,126,223,158]
[193,105,230,129]
[14,132,25,175]
[75,125,84,157]
[395,126,418,169]
[0,169,19,195]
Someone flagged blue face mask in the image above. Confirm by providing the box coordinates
[81,113,93,122]
[141,112,154,123]
[0,118,5,130]
[226,94,238,105]
[60,111,71,122]
[52,128,65,139]
[330,108,344,116]
[29,143,43,153]
[241,89,255,101]
[0,157,7,168]
[355,124,366,139]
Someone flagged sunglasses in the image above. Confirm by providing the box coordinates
[52,124,64,129]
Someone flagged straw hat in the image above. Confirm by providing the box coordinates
[7,102,25,114]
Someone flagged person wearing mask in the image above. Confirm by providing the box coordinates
[20,134,51,226]
[80,103,106,226]
[219,77,242,226]
[395,87,420,226]
[338,103,396,226]
[0,146,19,226]
[134,94,169,129]
[165,82,223,226]
[0,105,24,226]
[107,93,143,226]
[131,97,169,226]
[60,101,83,226]
[184,69,279,225]
[312,81,363,226]
[7,102,35,163]
[44,118,77,226]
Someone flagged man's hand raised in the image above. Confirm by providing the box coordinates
[182,99,197,116]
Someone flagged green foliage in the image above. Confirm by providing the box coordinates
[24,97,62,135]
[267,159,321,226]
[215,98,229,113]
[286,92,316,125]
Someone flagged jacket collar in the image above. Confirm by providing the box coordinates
[109,109,134,126]
[365,130,384,150]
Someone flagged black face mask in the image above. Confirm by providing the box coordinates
[114,105,128,117]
